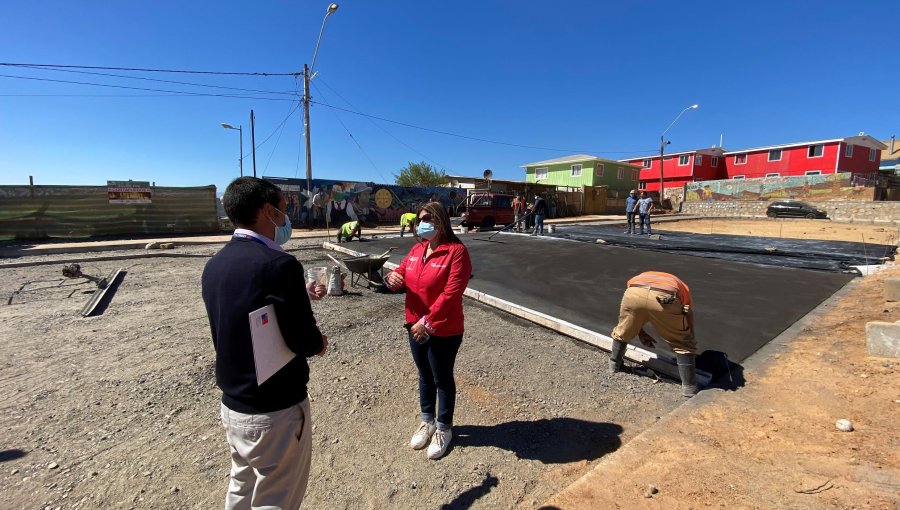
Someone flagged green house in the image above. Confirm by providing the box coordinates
[522,154,641,193]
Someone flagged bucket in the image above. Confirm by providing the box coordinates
[327,266,344,296]
[547,224,556,233]
[461,226,469,234]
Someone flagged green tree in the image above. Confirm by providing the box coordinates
[394,161,446,187]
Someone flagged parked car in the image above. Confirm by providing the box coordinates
[766,200,828,219]
[460,192,515,229]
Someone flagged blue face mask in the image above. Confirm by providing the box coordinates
[270,206,292,245]
[417,221,437,240]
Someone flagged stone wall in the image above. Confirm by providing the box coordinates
[681,200,900,225]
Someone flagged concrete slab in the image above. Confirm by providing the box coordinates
[866,321,900,358]
[340,232,853,365]
[885,278,900,302]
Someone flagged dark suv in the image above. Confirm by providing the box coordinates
[766,200,828,219]
[460,192,515,229]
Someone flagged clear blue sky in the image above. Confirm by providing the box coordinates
[2,0,898,193]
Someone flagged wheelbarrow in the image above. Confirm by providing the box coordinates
[327,248,396,289]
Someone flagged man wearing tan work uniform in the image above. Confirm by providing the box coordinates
[609,271,698,396]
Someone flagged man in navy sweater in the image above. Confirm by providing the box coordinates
[202,176,327,509]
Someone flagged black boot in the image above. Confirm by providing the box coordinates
[609,340,627,373]
[676,353,698,397]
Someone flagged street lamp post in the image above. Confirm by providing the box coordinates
[659,104,699,206]
[221,123,243,176]
[303,3,340,216]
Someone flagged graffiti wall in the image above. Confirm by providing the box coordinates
[263,177,466,227]
[684,172,874,202]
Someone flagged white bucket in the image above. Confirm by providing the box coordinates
[327,266,344,296]
[547,224,556,233]
[461,226,469,234]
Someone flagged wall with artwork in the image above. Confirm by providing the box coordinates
[684,172,874,202]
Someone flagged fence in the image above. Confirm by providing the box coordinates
[0,185,218,241]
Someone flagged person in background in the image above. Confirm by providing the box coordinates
[201,176,328,509]
[312,189,328,228]
[531,193,548,236]
[511,193,526,232]
[384,202,472,460]
[624,189,639,235]
[608,271,697,397]
[336,220,362,243]
[400,210,418,238]
[637,191,654,235]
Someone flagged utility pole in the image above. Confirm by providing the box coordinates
[250,110,257,177]
[303,63,312,204]
[238,126,243,177]
[659,135,665,201]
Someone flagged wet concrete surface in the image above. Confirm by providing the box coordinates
[341,232,854,364]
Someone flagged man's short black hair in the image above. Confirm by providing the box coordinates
[223,177,283,227]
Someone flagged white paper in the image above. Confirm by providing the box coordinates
[248,304,296,385]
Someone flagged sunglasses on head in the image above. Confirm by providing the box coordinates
[416,213,433,224]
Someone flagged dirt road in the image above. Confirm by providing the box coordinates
[656,218,898,245]
[0,241,682,509]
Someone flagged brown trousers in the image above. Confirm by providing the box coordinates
[611,286,696,355]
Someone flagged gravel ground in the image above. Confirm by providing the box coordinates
[0,239,683,509]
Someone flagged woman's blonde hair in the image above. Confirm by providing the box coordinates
[417,201,461,244]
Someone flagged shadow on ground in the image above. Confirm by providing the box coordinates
[454,418,623,464]
[439,473,499,510]
[0,449,27,462]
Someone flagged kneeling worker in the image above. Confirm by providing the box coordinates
[337,220,362,243]
[400,212,417,237]
[609,271,698,396]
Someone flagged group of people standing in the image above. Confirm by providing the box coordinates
[511,192,548,235]
[625,189,655,235]
[202,177,696,509]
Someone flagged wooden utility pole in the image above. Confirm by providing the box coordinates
[250,110,257,177]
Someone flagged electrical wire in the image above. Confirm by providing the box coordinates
[262,100,298,173]
[243,102,302,161]
[0,73,296,102]
[0,62,299,76]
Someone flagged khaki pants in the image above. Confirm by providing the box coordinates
[220,398,312,510]
[611,287,696,355]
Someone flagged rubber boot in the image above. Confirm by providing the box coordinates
[609,340,627,373]
[676,353,698,397]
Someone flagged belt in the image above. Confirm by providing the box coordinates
[629,284,676,296]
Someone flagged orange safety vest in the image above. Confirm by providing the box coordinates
[512,198,525,213]
[627,271,691,305]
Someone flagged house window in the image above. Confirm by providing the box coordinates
[631,169,639,181]
[571,164,582,177]
[805,170,821,175]
[768,149,782,162]
[765,173,780,177]
[695,154,703,166]
[807,144,824,158]
[734,154,747,165]
[535,167,548,180]
[845,145,854,158]
[642,159,652,168]
[617,167,625,179]
[639,181,647,189]
[732,175,745,179]
[869,148,877,161]
[678,155,690,166]
[711,156,719,166]
[595,164,604,177]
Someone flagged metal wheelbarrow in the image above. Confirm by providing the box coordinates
[328,248,395,289]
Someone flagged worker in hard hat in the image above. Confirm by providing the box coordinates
[336,220,362,243]
[400,211,418,238]
[609,271,698,397]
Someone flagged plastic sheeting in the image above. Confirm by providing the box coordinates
[546,225,896,273]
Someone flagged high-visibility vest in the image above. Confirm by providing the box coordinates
[400,213,417,227]
[341,221,358,236]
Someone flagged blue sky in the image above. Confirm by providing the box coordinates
[2,1,898,193]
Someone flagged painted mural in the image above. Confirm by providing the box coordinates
[684,172,872,202]
[264,177,466,227]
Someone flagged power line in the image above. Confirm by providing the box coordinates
[262,101,299,173]
[0,73,296,102]
[247,102,302,160]
[0,62,300,76]
[8,64,299,97]
[309,99,656,155]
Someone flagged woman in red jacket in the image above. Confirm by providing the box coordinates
[384,201,472,460]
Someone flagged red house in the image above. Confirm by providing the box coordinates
[622,147,727,192]
[722,134,886,180]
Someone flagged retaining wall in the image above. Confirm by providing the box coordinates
[681,200,900,225]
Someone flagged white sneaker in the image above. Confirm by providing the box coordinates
[410,421,436,450]
[426,428,452,459]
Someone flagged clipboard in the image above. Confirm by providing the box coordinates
[248,304,296,385]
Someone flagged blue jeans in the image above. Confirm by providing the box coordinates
[626,212,636,233]
[534,213,545,234]
[408,332,463,430]
[639,213,651,234]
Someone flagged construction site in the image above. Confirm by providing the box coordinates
[1,213,898,509]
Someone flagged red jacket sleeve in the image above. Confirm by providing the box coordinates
[423,245,471,333]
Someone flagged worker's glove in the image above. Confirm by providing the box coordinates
[638,330,657,349]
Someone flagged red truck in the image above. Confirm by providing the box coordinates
[459,192,515,230]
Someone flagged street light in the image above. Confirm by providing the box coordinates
[303,2,340,215]
[221,123,243,177]
[659,104,699,206]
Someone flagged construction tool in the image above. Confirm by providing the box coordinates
[61,263,125,316]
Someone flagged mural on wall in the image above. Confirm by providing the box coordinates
[684,172,872,202]
[264,177,465,227]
